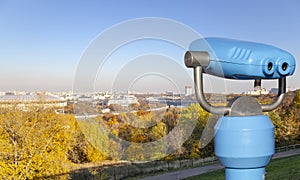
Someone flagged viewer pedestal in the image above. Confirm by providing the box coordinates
[214,115,274,180]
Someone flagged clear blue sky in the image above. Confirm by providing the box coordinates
[0,0,299,92]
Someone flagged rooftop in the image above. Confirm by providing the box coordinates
[0,93,64,102]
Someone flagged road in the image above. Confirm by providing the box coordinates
[138,148,300,180]
[74,106,169,119]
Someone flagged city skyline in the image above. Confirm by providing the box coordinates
[0,0,299,93]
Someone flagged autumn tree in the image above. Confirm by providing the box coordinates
[76,117,121,160]
[149,122,167,141]
[268,90,300,146]
[0,108,75,179]
[128,103,139,111]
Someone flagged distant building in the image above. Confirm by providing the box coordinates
[270,88,279,94]
[0,92,67,111]
[101,108,110,113]
[244,88,269,95]
[165,91,174,96]
[185,86,193,96]
[93,94,106,101]
[108,94,139,107]
[145,97,159,104]
[78,95,93,102]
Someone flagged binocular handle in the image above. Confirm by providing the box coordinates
[193,66,286,115]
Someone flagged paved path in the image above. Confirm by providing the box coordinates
[139,148,300,180]
[273,148,300,159]
[75,107,168,119]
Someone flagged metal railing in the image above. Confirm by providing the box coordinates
[66,144,300,179]
[275,144,300,153]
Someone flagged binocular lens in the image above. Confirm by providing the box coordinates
[282,62,288,71]
[267,62,273,71]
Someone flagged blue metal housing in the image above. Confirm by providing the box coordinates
[214,115,274,179]
[189,38,296,79]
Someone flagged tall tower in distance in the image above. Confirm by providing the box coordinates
[185,86,193,96]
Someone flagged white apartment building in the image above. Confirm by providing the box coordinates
[0,92,67,111]
[107,94,139,107]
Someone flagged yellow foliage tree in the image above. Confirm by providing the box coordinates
[0,108,75,179]
[76,117,121,161]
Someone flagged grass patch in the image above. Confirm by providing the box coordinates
[185,155,300,180]
[185,169,225,180]
[265,155,300,179]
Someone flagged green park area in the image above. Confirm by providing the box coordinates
[185,155,300,180]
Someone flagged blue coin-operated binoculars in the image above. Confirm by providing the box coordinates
[185,38,296,180]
